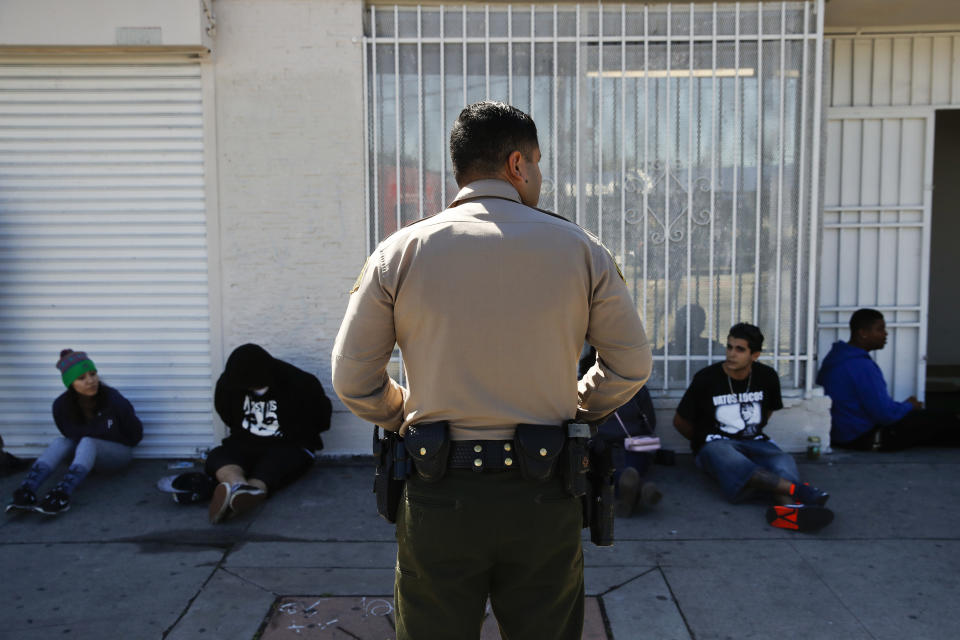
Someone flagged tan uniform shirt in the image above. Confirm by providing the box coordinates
[332,179,652,441]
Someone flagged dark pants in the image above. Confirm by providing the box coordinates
[835,409,960,451]
[395,469,584,640]
[205,436,313,492]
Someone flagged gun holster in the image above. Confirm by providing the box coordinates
[404,421,451,482]
[373,426,408,524]
[562,422,591,498]
[583,437,618,547]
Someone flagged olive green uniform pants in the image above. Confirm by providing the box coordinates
[395,469,584,640]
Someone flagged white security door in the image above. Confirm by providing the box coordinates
[818,108,934,400]
[0,58,216,457]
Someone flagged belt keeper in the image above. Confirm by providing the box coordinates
[567,423,591,439]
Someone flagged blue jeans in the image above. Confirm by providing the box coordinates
[696,438,799,502]
[36,436,133,474]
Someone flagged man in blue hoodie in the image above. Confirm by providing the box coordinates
[817,308,960,450]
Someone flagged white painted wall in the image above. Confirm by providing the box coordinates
[0,0,207,47]
[211,0,368,455]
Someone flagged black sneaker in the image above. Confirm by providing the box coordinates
[6,486,37,514]
[794,482,830,506]
[228,484,267,517]
[35,488,70,516]
[157,472,216,505]
[766,504,834,532]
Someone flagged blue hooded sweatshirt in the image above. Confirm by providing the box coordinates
[816,341,913,444]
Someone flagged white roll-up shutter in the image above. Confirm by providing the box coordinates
[0,59,215,458]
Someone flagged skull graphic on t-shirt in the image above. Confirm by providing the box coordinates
[242,394,280,437]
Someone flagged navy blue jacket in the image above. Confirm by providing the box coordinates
[52,385,143,447]
[816,341,912,444]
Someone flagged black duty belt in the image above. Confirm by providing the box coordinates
[449,439,518,471]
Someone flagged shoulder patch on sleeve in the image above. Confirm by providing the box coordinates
[599,242,625,282]
[603,246,627,282]
[582,228,625,282]
[350,257,370,294]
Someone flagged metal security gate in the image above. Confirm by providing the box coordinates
[363,1,825,392]
[818,109,933,400]
[818,32,960,401]
[0,58,215,457]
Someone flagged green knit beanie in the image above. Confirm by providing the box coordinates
[56,349,96,388]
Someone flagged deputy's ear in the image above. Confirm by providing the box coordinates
[507,150,523,178]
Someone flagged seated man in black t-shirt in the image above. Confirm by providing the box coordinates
[673,323,834,532]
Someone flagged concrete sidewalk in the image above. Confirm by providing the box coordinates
[1,448,958,639]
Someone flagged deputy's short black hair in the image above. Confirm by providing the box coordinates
[728,323,764,353]
[449,101,539,184]
[850,308,884,334]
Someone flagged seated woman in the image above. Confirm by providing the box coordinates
[6,349,143,515]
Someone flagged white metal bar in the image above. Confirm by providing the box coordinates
[686,2,695,383]
[553,4,559,213]
[889,118,905,392]
[805,0,825,392]
[620,3,626,268]
[463,7,467,107]
[793,1,808,386]
[576,4,582,226]
[827,105,938,119]
[818,321,921,329]
[917,112,935,399]
[394,6,402,234]
[649,353,814,362]
[856,121,865,306]
[362,29,371,254]
[709,1,718,363]
[439,5,446,207]
[485,4,491,99]
[663,3,672,390]
[530,5,535,116]
[365,34,815,45]
[508,5,513,105]
[820,304,921,312]
[824,205,924,212]
[642,4,649,326]
[371,6,380,248]
[598,1,604,242]
[823,221,925,229]
[417,6,424,220]
[731,2,740,325]
[773,1,786,373]
[753,1,763,326]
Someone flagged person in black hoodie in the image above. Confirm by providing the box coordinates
[206,343,332,524]
[6,349,143,516]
